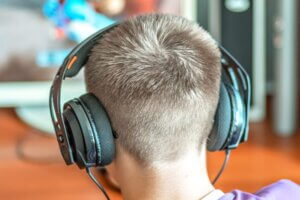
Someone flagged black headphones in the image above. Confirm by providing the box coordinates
[49,23,251,170]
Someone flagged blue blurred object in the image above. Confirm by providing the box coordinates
[39,0,116,68]
[43,0,116,42]
[36,49,71,67]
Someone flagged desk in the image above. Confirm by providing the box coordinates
[0,108,299,199]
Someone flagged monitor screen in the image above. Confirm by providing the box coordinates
[0,0,185,133]
[0,1,63,82]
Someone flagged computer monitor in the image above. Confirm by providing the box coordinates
[0,0,193,134]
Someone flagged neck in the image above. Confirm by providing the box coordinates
[114,146,215,200]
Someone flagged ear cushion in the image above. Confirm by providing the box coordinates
[63,107,86,169]
[64,100,97,165]
[207,83,233,151]
[79,93,115,166]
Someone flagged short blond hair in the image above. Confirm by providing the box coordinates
[85,13,221,165]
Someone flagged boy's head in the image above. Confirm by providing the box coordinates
[85,13,221,166]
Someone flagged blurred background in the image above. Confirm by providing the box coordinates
[0,0,299,199]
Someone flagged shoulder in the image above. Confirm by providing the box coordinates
[219,179,300,200]
[255,179,300,198]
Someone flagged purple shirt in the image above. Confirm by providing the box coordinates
[219,179,300,200]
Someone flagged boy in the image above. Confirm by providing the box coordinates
[85,14,300,200]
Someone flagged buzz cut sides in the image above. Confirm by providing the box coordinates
[85,13,221,165]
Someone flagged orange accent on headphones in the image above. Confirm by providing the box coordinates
[67,56,77,69]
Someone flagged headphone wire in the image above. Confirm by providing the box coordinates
[212,150,231,185]
[77,150,110,200]
[86,167,110,200]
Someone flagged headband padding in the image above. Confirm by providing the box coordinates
[79,93,115,166]
[207,83,233,151]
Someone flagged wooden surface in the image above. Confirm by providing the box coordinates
[0,108,299,200]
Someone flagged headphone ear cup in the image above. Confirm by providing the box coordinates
[207,83,233,151]
[79,94,115,166]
